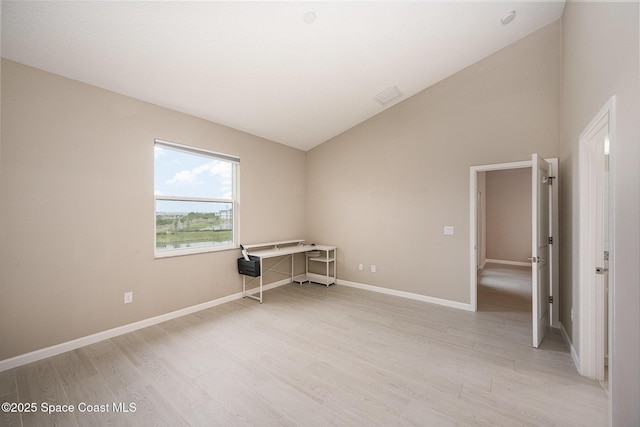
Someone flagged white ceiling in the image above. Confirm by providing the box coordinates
[1,1,565,151]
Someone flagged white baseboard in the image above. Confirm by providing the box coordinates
[337,279,474,312]
[559,321,580,372]
[485,259,530,267]
[0,278,291,372]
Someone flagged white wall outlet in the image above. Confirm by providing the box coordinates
[371,265,376,273]
[124,292,133,304]
[444,226,454,235]
[571,307,574,322]
[358,263,363,271]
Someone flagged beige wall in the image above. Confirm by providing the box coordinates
[0,59,306,360]
[485,168,531,264]
[560,2,640,425]
[306,21,561,304]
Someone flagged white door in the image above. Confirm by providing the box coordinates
[593,125,608,380]
[577,98,614,380]
[531,154,551,348]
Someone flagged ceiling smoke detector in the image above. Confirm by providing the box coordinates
[303,11,316,24]
[374,86,403,106]
[501,10,516,25]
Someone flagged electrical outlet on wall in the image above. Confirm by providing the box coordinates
[124,292,133,304]
[358,264,363,271]
[371,265,376,273]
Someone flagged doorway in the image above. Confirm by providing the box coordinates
[469,156,559,347]
[477,168,533,327]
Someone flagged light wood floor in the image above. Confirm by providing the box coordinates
[1,272,608,426]
[478,262,533,320]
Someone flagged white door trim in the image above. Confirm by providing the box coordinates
[469,158,559,328]
[578,96,615,382]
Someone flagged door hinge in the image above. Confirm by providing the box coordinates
[549,296,553,304]
[548,236,553,245]
[548,176,555,185]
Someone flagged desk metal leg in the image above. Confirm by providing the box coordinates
[259,261,263,303]
[326,251,330,287]
[243,264,264,304]
[333,249,337,286]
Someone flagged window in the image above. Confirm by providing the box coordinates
[154,139,239,257]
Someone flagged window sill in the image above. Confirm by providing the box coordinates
[154,244,238,259]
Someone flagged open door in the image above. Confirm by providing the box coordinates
[531,154,551,348]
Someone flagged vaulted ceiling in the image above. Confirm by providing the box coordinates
[2,1,565,151]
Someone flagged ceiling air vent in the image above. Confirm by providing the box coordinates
[374,86,403,106]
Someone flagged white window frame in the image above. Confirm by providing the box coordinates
[154,139,240,258]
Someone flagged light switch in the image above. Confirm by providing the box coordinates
[444,226,454,235]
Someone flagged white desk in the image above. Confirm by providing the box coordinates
[240,240,337,303]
